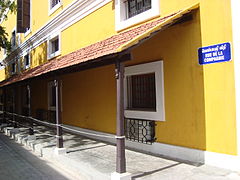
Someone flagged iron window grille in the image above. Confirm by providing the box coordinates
[125,118,156,144]
[124,0,151,19]
[127,72,156,111]
[51,0,61,9]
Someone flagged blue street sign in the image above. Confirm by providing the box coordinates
[198,42,231,65]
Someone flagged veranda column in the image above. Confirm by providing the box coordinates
[12,88,17,128]
[111,60,131,180]
[54,78,66,155]
[27,85,34,134]
[2,88,6,124]
[27,84,35,140]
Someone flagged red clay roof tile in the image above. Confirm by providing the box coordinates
[0,12,181,86]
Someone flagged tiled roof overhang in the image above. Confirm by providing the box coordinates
[0,3,199,87]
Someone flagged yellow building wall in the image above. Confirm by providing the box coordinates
[0,0,237,155]
[61,65,117,133]
[61,11,206,150]
[199,0,237,155]
[0,69,6,81]
[61,2,116,56]
[30,42,47,68]
[24,0,74,40]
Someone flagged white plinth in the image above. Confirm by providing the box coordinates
[111,172,131,180]
[54,148,67,155]
[5,127,14,136]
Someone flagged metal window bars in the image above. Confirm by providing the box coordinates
[124,118,156,144]
[51,0,61,9]
[124,0,152,19]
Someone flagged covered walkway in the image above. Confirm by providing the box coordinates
[1,123,240,180]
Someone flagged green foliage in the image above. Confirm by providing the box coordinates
[0,0,16,53]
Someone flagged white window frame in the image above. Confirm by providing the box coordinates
[47,33,61,60]
[115,0,160,31]
[48,0,62,16]
[124,61,165,121]
[48,81,56,111]
[23,52,31,69]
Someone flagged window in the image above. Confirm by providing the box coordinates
[115,0,160,31]
[48,81,56,110]
[125,0,151,19]
[124,61,165,121]
[10,62,17,75]
[17,0,30,33]
[49,0,62,15]
[11,30,16,48]
[127,73,156,111]
[47,34,61,59]
[23,53,31,69]
[24,0,31,36]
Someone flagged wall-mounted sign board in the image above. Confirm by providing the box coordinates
[198,42,231,65]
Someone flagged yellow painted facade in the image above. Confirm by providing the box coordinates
[0,0,238,160]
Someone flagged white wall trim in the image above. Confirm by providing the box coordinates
[4,0,111,65]
[231,0,240,156]
[63,124,204,163]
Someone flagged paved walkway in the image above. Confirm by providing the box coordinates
[1,124,240,180]
[0,133,79,180]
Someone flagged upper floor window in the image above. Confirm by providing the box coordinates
[23,53,31,69]
[125,0,151,19]
[47,33,61,59]
[24,0,31,36]
[49,0,62,15]
[51,0,61,9]
[11,30,16,48]
[10,62,17,75]
[17,0,30,33]
[115,0,160,31]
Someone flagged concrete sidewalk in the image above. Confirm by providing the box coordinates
[1,124,240,180]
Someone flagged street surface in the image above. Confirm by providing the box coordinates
[0,133,76,180]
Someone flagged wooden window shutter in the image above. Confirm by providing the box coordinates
[17,0,30,33]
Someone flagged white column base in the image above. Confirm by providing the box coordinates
[4,127,14,136]
[27,135,36,141]
[54,147,67,155]
[111,172,131,180]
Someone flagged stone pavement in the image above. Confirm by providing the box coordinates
[1,124,240,180]
[0,133,81,180]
